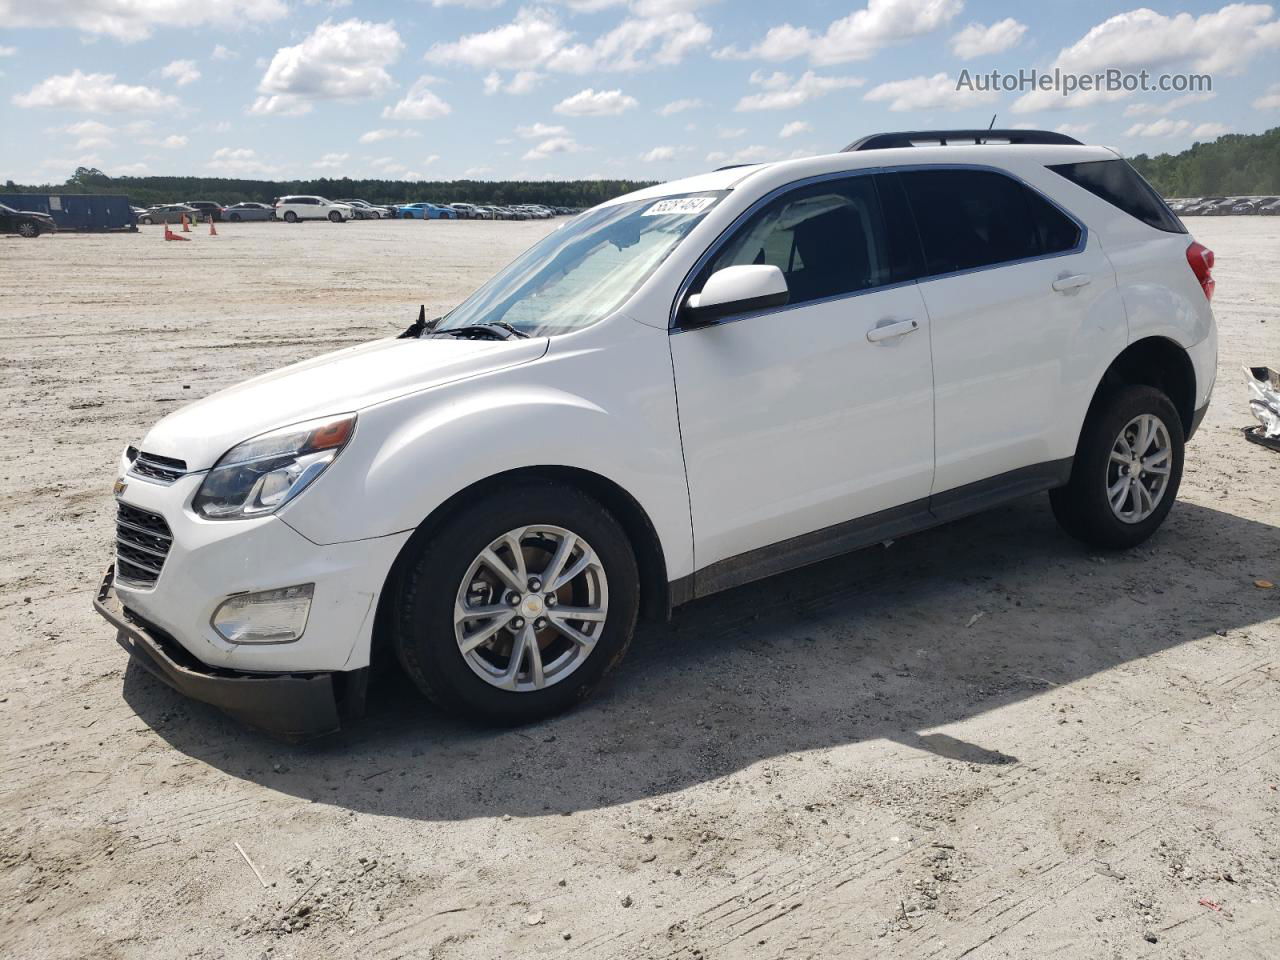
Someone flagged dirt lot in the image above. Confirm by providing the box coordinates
[1,216,1277,960]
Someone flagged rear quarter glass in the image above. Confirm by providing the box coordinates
[1048,159,1185,234]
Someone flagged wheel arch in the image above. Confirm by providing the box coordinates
[1086,336,1196,438]
[371,465,672,671]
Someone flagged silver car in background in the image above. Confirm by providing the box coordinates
[223,202,274,222]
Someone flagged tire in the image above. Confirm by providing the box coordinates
[328,211,342,223]
[391,480,640,724]
[16,220,39,238]
[1050,385,1185,550]
[402,211,414,219]
[229,213,241,222]
[371,211,381,219]
[139,216,153,225]
[283,210,298,223]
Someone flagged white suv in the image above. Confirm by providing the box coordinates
[97,130,1217,739]
[274,195,354,223]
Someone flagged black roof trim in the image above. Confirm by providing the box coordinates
[844,130,1083,151]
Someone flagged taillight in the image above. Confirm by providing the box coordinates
[1186,241,1215,300]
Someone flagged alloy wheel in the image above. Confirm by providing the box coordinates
[453,525,608,692]
[1106,413,1173,523]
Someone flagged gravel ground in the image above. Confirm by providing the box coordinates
[1,216,1277,960]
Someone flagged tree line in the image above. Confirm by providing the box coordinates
[1,168,657,209]
[1129,126,1279,197]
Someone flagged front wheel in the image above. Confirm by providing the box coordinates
[328,211,342,223]
[390,481,639,724]
[1050,385,1185,549]
[228,213,242,222]
[16,221,39,238]
[402,211,414,219]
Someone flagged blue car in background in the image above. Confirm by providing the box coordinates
[398,202,457,220]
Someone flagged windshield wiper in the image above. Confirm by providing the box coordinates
[431,322,530,341]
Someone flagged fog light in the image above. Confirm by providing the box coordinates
[211,584,314,644]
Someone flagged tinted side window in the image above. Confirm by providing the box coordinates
[703,175,890,307]
[900,169,1072,275]
[1048,159,1185,234]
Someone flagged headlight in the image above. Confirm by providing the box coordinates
[193,414,355,520]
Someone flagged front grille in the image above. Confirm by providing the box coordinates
[116,503,173,587]
[129,452,188,485]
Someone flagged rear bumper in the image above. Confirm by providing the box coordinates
[95,565,350,741]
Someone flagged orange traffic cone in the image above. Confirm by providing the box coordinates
[181,213,191,232]
[164,225,191,241]
[208,215,217,236]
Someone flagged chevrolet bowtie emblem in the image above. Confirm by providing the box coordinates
[113,479,128,497]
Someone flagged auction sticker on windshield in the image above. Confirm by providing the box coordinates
[643,196,717,217]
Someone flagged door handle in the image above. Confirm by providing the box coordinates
[1051,274,1092,293]
[866,318,919,343]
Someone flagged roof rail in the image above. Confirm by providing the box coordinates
[843,129,1083,151]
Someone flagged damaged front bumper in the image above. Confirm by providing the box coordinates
[94,565,360,741]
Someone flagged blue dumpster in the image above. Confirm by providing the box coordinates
[0,193,137,231]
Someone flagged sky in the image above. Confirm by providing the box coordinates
[1,0,1278,185]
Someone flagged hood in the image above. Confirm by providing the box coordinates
[139,335,548,469]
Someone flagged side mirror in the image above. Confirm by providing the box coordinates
[682,264,789,325]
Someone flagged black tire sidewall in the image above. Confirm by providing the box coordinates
[394,482,639,723]
[1060,385,1185,549]
[284,211,297,223]
[18,220,38,237]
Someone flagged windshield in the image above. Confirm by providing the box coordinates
[435,191,725,337]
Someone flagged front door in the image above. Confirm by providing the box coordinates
[670,173,935,581]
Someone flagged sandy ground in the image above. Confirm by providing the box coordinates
[1,216,1277,960]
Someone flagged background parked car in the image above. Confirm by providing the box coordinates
[184,200,225,222]
[399,202,456,219]
[449,203,482,219]
[274,196,354,223]
[0,202,57,237]
[1231,197,1277,214]
[1180,197,1227,215]
[336,199,384,219]
[137,204,199,225]
[223,202,273,222]
[1261,198,1280,215]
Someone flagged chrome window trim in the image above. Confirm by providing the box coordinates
[667,162,1089,333]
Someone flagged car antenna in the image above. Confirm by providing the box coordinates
[398,304,432,339]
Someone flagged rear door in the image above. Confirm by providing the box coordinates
[670,173,935,577]
[891,167,1120,498]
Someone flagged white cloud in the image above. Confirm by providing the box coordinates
[382,75,452,120]
[429,5,711,74]
[112,162,150,176]
[429,0,504,7]
[12,70,179,112]
[359,128,422,143]
[735,70,864,111]
[716,0,962,65]
[1013,5,1280,113]
[252,18,404,115]
[949,18,1026,59]
[53,118,114,148]
[1053,122,1093,137]
[863,71,999,111]
[705,144,782,165]
[160,59,200,87]
[464,165,495,177]
[1192,122,1230,138]
[717,126,746,139]
[554,87,638,116]
[313,152,349,169]
[207,146,279,175]
[658,97,704,116]
[0,0,287,41]
[1123,92,1216,117]
[157,134,188,148]
[483,69,543,95]
[1125,118,1192,138]
[0,45,16,57]
[523,136,584,160]
[1252,83,1280,110]
[640,145,682,161]
[211,44,237,61]
[516,122,568,138]
[779,120,811,138]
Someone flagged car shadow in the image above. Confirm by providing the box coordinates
[123,494,1279,820]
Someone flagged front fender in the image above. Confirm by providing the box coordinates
[281,316,695,582]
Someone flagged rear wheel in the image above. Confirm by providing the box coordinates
[283,210,298,223]
[391,481,639,724]
[1050,385,1185,549]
